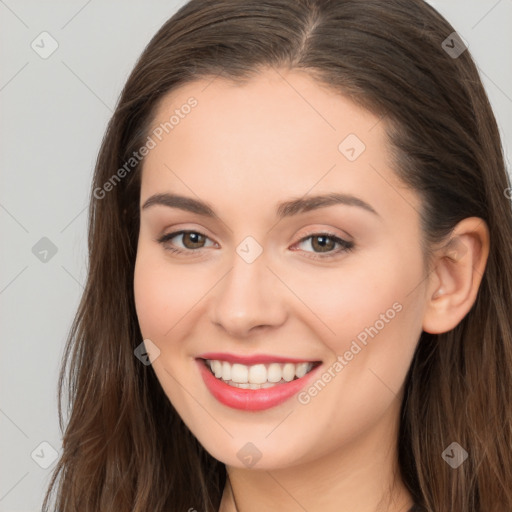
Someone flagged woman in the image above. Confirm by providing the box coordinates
[43,0,512,510]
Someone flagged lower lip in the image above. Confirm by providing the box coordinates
[196,359,322,411]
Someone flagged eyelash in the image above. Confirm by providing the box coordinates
[156,230,355,260]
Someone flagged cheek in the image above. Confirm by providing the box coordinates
[133,246,218,341]
[285,255,403,336]
[291,246,423,366]
[133,248,182,339]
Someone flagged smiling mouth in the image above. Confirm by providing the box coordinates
[200,358,322,390]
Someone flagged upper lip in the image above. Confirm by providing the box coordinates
[197,352,321,365]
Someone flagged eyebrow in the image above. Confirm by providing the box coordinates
[141,192,380,218]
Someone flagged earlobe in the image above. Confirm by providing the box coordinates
[422,217,490,334]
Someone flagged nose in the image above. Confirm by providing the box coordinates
[209,248,288,338]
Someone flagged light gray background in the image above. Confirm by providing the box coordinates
[1,1,511,510]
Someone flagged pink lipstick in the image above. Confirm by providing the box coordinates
[196,356,322,411]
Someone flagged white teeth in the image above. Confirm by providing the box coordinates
[231,363,249,383]
[211,360,223,378]
[295,362,309,378]
[282,363,296,382]
[205,359,316,386]
[229,381,276,390]
[222,361,231,381]
[267,363,282,383]
[248,364,267,384]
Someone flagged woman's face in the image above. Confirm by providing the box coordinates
[134,68,428,469]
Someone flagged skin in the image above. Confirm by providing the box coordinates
[133,67,489,512]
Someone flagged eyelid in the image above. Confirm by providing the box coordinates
[156,229,217,250]
[156,229,355,261]
[157,228,355,259]
[292,231,355,259]
[295,224,353,243]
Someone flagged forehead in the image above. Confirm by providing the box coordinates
[140,67,418,224]
[148,68,383,155]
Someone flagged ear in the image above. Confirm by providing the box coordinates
[422,217,490,334]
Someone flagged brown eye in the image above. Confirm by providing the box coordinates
[294,233,355,260]
[310,235,336,253]
[181,232,206,249]
[157,230,214,254]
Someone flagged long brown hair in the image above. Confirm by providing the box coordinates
[43,0,512,510]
